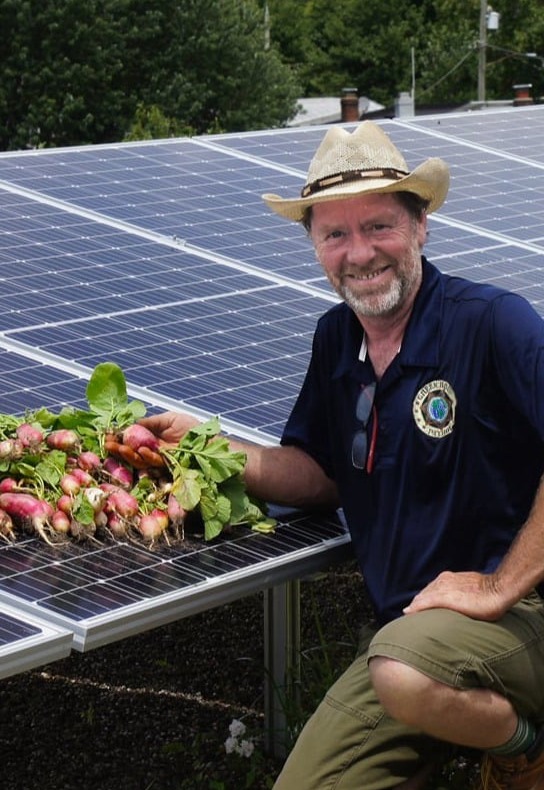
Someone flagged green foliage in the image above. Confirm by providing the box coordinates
[162,417,275,541]
[1,0,543,147]
[268,0,544,109]
[0,0,301,150]
[85,361,146,432]
[123,103,194,142]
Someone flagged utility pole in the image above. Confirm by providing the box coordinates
[264,1,270,50]
[477,0,487,104]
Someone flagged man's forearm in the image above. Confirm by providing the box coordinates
[232,440,339,509]
[493,474,544,607]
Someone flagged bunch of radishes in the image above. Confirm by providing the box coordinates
[0,421,186,547]
[0,362,274,548]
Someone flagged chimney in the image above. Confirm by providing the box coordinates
[513,83,533,106]
[341,88,360,122]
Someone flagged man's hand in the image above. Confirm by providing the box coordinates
[104,412,200,469]
[138,412,200,446]
[404,570,507,622]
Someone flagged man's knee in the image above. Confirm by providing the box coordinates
[369,655,435,724]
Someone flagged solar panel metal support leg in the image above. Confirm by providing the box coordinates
[263,579,301,759]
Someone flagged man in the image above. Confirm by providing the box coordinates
[137,122,544,789]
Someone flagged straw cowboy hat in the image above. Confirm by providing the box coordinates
[262,121,450,222]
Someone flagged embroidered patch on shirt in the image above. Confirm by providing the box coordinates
[412,379,456,437]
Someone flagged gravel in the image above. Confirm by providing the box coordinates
[0,560,368,790]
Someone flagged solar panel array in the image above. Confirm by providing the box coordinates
[0,104,543,661]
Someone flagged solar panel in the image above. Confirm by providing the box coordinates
[0,104,543,679]
[0,511,350,651]
[0,601,71,678]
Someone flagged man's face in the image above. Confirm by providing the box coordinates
[310,193,427,319]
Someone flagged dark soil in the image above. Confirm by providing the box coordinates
[0,560,369,790]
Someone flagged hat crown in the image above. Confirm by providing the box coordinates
[307,122,409,184]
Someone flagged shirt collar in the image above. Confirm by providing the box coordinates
[334,257,443,378]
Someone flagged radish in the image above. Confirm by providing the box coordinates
[167,493,186,527]
[60,473,81,496]
[137,509,169,542]
[166,493,187,540]
[56,494,73,515]
[77,451,101,472]
[16,423,44,448]
[51,510,71,535]
[46,429,80,453]
[94,509,108,530]
[0,478,21,494]
[0,440,14,459]
[102,457,133,488]
[0,493,54,543]
[122,424,160,453]
[104,489,139,520]
[70,518,96,542]
[70,468,94,487]
[106,512,128,539]
[83,487,107,513]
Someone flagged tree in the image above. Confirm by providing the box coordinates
[124,0,301,135]
[268,0,544,110]
[0,0,131,149]
[0,0,301,150]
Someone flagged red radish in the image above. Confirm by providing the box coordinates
[46,429,79,452]
[137,509,169,542]
[99,482,118,494]
[167,493,187,540]
[56,494,73,515]
[77,451,101,472]
[70,468,94,487]
[16,423,44,448]
[104,489,139,519]
[122,424,160,452]
[60,473,81,496]
[0,493,54,543]
[102,458,133,488]
[106,512,128,539]
[0,478,21,494]
[51,510,71,535]
[167,493,186,526]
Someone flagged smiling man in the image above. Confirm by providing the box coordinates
[141,122,544,789]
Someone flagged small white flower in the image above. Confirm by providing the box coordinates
[225,736,238,754]
[229,719,246,738]
[237,738,255,759]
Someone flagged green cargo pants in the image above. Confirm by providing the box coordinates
[273,594,544,790]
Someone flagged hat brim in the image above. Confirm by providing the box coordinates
[262,157,450,222]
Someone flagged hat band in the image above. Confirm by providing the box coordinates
[301,167,409,198]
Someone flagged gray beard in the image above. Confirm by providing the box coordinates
[337,276,405,318]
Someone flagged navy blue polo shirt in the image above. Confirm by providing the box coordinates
[281,258,544,625]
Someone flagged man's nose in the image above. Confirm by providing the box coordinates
[345,231,375,263]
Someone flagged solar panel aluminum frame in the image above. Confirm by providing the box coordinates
[0,602,72,679]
